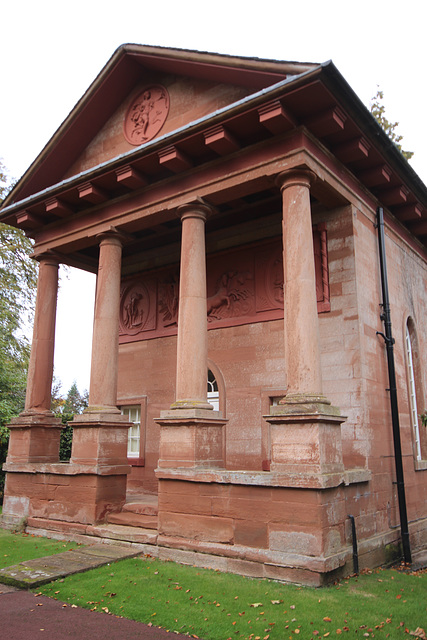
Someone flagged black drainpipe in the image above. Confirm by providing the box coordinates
[376,206,412,564]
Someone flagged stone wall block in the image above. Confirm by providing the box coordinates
[159,492,212,516]
[158,511,234,544]
[269,525,323,557]
[234,520,269,548]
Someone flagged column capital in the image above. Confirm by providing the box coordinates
[177,199,215,222]
[32,252,61,267]
[96,226,132,248]
[275,168,317,192]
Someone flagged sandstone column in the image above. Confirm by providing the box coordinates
[173,201,213,410]
[25,256,60,413]
[5,255,62,466]
[87,231,123,413]
[71,229,131,486]
[265,168,345,482]
[3,256,63,526]
[156,200,226,469]
[277,169,322,399]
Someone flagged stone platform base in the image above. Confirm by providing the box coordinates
[3,514,414,587]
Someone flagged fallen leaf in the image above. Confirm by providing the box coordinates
[290,605,296,610]
[250,603,263,608]
[323,617,332,622]
[271,600,281,605]
[410,628,427,639]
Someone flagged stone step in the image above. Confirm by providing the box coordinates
[106,511,158,529]
[90,523,158,545]
[123,501,158,516]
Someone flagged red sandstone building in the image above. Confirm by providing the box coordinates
[1,45,426,584]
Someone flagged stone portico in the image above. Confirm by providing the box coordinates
[1,45,426,584]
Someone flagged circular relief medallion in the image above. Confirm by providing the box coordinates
[123,85,170,145]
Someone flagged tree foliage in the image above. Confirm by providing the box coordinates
[370,88,414,161]
[51,381,89,460]
[0,162,36,420]
[0,159,38,498]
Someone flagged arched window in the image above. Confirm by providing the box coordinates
[207,368,219,411]
[405,319,423,461]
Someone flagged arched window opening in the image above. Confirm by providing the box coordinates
[405,320,422,461]
[207,368,219,411]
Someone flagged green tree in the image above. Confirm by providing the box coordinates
[370,88,414,161]
[0,159,38,499]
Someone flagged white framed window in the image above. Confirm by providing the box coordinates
[121,405,141,458]
[405,323,422,461]
[207,369,219,411]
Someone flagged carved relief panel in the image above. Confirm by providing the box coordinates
[119,232,329,344]
[123,85,170,145]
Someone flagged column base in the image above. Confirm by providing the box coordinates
[5,412,63,464]
[156,409,227,469]
[265,394,346,480]
[70,412,131,467]
[273,393,341,417]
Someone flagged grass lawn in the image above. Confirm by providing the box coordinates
[0,528,81,569]
[36,554,427,639]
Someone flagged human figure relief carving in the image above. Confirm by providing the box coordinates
[159,273,179,327]
[207,271,253,321]
[120,283,150,335]
[125,292,144,329]
[123,85,170,145]
[258,250,284,311]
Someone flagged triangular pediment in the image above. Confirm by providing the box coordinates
[65,74,265,179]
[5,45,316,205]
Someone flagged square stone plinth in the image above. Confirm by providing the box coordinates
[266,411,345,480]
[6,413,62,463]
[156,410,227,468]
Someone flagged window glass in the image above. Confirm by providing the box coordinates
[405,323,421,461]
[207,369,219,411]
[121,405,141,458]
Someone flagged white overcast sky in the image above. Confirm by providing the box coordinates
[1,0,426,394]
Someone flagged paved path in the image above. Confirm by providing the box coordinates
[0,544,187,639]
[0,543,141,588]
[0,585,179,639]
